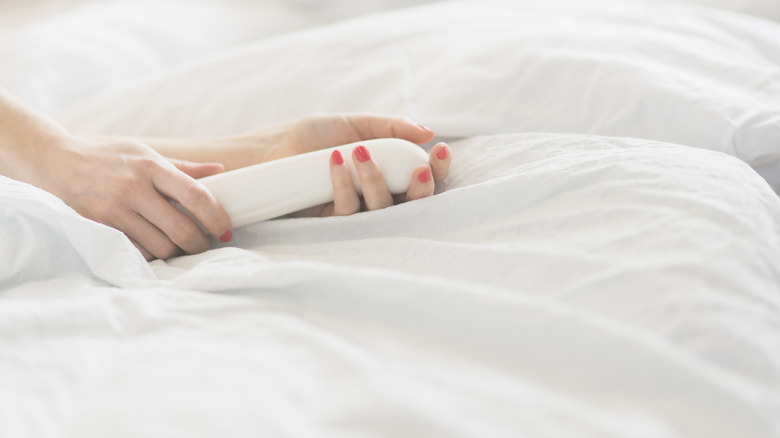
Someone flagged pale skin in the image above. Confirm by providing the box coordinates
[0,89,452,260]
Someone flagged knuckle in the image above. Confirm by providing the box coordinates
[156,241,180,260]
[360,169,385,187]
[387,117,409,137]
[182,181,209,205]
[333,175,355,192]
[137,156,162,172]
[173,219,201,243]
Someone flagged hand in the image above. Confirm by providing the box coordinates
[40,137,233,261]
[258,114,452,217]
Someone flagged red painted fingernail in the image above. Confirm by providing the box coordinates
[354,145,371,163]
[418,168,431,183]
[436,146,448,160]
[331,149,344,165]
[418,124,434,134]
[219,230,232,242]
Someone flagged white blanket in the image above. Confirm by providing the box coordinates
[2,1,780,437]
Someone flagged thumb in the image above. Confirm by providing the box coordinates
[168,158,226,179]
[350,115,436,144]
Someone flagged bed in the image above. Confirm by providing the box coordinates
[2,1,779,437]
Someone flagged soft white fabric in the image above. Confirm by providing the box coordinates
[0,177,154,289]
[57,0,780,192]
[0,0,275,114]
[673,0,780,21]
[2,1,780,437]
[2,133,780,438]
[0,0,441,115]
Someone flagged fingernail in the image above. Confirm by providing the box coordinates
[219,230,232,242]
[418,168,431,183]
[436,145,448,160]
[354,145,371,163]
[418,124,434,134]
[331,149,344,165]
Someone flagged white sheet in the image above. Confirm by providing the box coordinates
[3,132,779,437]
[57,0,780,192]
[674,0,780,21]
[0,0,437,115]
[2,1,780,437]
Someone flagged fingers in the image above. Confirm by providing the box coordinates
[430,142,451,181]
[346,114,436,145]
[135,194,210,255]
[406,165,435,201]
[406,142,450,201]
[118,212,183,261]
[352,145,394,211]
[327,142,452,216]
[127,236,154,261]
[329,150,361,216]
[169,158,225,179]
[149,161,232,242]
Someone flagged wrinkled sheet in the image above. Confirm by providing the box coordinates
[2,1,780,437]
[0,0,437,115]
[2,133,780,437]
[58,0,780,192]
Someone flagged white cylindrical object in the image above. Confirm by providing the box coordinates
[193,138,429,228]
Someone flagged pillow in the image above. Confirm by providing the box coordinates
[57,0,780,191]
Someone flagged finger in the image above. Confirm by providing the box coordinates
[150,162,233,242]
[430,142,451,181]
[406,165,435,201]
[169,158,225,179]
[135,195,210,255]
[330,150,361,216]
[127,236,154,261]
[353,145,393,211]
[347,114,436,144]
[118,212,183,260]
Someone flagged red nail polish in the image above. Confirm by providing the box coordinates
[418,168,431,183]
[331,149,344,165]
[436,146,448,160]
[219,230,232,242]
[354,145,371,163]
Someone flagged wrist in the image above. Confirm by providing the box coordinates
[0,88,77,189]
[0,127,73,186]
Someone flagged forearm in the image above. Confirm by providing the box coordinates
[91,121,294,172]
[0,88,72,186]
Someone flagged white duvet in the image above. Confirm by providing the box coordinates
[2,1,780,437]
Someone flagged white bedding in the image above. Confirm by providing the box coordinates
[0,0,435,115]
[2,1,780,437]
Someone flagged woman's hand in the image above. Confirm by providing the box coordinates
[0,88,234,261]
[294,140,451,218]
[39,137,233,261]
[90,113,452,252]
[258,114,452,218]
[1,85,448,262]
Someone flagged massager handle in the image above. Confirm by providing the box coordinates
[195,138,429,228]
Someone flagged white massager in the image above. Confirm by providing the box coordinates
[195,138,429,228]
